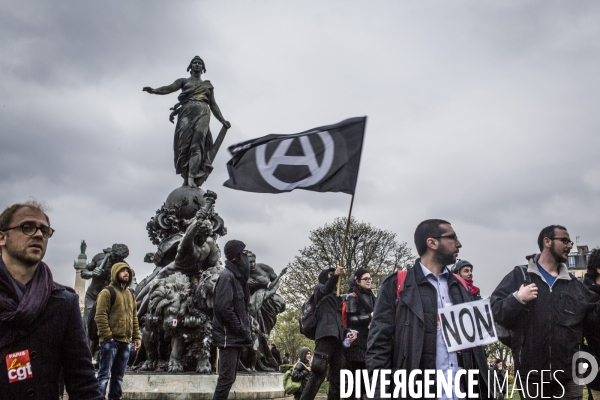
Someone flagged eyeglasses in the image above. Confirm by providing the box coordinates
[4,223,55,239]
[431,234,459,242]
[551,237,574,246]
[360,277,372,282]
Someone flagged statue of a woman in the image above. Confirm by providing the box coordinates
[143,56,231,187]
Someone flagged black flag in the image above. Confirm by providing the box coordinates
[224,117,366,195]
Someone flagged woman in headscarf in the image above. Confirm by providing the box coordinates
[344,268,376,398]
[143,56,231,187]
[291,347,312,400]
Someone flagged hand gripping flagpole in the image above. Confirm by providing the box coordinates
[337,193,355,296]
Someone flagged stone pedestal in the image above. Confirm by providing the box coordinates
[121,372,285,400]
[73,252,87,312]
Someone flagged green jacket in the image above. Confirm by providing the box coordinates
[94,262,141,343]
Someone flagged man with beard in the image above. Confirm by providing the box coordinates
[95,262,141,400]
[212,240,252,400]
[0,201,103,399]
[366,219,491,400]
[81,243,129,347]
[491,225,600,400]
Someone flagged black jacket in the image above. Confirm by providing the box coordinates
[314,270,345,341]
[344,286,375,362]
[0,283,103,400]
[491,254,600,380]
[583,275,600,390]
[366,260,490,400]
[291,347,311,395]
[212,261,252,348]
[271,347,282,365]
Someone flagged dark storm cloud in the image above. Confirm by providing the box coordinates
[1,1,600,294]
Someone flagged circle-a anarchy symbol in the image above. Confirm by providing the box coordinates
[255,131,335,191]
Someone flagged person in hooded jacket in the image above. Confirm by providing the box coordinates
[344,268,376,399]
[583,248,600,400]
[300,265,355,400]
[452,260,481,300]
[95,261,141,400]
[212,239,253,400]
[292,347,312,400]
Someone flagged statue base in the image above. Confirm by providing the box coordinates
[121,372,285,400]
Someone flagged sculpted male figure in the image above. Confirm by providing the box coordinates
[0,201,103,399]
[136,206,219,317]
[491,225,600,400]
[81,243,129,327]
[143,56,231,187]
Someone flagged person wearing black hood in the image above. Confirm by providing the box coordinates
[212,240,253,400]
[300,265,351,400]
[344,268,376,399]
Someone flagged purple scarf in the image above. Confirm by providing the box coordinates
[0,259,54,326]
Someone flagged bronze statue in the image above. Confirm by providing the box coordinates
[143,56,231,188]
[239,251,287,372]
[136,191,220,318]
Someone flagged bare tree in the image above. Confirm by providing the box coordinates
[279,217,415,311]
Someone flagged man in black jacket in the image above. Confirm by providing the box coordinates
[300,265,347,400]
[212,239,252,400]
[491,225,600,400]
[366,219,490,400]
[0,201,103,400]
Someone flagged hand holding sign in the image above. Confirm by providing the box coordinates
[517,283,538,302]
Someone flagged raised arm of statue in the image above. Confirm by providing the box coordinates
[175,217,205,268]
[143,78,185,95]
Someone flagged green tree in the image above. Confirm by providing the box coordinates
[270,308,314,362]
[279,216,415,312]
[485,340,513,366]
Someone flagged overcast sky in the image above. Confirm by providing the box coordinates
[2,1,600,297]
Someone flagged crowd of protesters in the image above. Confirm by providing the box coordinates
[293,219,600,400]
[4,198,600,400]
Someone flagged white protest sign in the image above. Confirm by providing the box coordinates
[438,299,498,352]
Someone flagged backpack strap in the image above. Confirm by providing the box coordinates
[516,265,531,286]
[106,286,117,309]
[396,270,408,299]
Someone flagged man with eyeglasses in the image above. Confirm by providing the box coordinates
[491,224,600,400]
[366,219,491,400]
[0,201,103,399]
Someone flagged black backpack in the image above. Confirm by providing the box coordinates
[299,293,325,340]
[496,266,530,347]
[87,286,116,342]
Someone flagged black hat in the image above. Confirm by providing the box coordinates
[452,260,473,274]
[354,268,369,281]
[318,268,336,284]
[224,240,246,261]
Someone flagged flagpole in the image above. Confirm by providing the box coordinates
[337,193,355,296]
